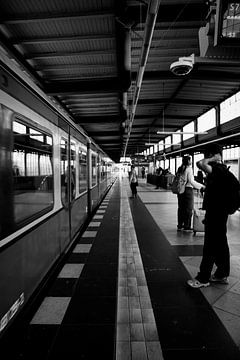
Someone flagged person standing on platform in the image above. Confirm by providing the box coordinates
[129,165,138,198]
[155,166,163,189]
[177,155,205,232]
[187,144,231,288]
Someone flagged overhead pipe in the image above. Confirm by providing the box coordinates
[123,0,161,158]
[115,3,132,155]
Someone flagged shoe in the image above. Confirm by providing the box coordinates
[187,279,210,288]
[177,226,183,231]
[210,275,229,284]
[183,228,193,233]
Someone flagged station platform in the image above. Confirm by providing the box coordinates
[1,175,240,359]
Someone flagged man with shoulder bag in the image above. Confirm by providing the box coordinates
[187,144,238,288]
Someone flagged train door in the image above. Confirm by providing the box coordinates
[59,135,71,249]
[60,134,87,243]
[69,138,79,238]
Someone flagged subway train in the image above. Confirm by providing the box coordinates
[0,58,115,336]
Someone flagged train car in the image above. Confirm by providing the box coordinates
[0,57,115,336]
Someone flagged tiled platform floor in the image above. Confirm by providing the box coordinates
[138,176,240,351]
[1,175,240,359]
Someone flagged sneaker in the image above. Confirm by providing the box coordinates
[187,279,210,288]
[183,228,193,233]
[210,275,229,284]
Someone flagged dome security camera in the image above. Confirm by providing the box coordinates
[170,55,194,76]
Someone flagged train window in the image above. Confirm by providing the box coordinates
[30,128,44,143]
[60,138,68,205]
[100,158,107,181]
[70,141,76,200]
[79,149,87,193]
[92,153,97,186]
[61,138,76,204]
[46,136,52,145]
[13,121,26,135]
[11,119,53,232]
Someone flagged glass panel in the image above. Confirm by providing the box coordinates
[169,158,175,174]
[30,128,44,142]
[92,154,97,186]
[193,153,204,176]
[79,149,87,193]
[70,141,76,200]
[176,156,182,171]
[221,2,240,38]
[100,158,107,181]
[183,122,194,141]
[220,91,240,124]
[46,136,52,145]
[13,121,26,134]
[61,138,68,206]
[165,136,171,148]
[13,120,53,227]
[197,108,216,132]
[172,131,181,145]
[158,140,164,152]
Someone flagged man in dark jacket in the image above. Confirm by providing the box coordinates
[187,144,230,288]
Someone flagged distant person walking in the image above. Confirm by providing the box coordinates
[129,165,138,198]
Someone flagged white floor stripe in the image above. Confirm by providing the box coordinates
[58,263,84,278]
[82,231,97,237]
[73,244,92,253]
[30,297,71,324]
[89,222,101,227]
[116,179,164,360]
[94,215,104,219]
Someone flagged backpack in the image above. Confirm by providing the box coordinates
[171,171,186,194]
[223,168,240,214]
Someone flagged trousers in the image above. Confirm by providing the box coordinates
[196,209,229,283]
[177,187,193,229]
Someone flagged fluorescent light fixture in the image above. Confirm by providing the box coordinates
[131,104,137,114]
[137,66,145,87]
[145,143,181,146]
[159,143,181,146]
[157,131,208,135]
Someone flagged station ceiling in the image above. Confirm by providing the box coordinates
[0,0,240,162]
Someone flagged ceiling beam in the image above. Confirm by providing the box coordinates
[131,124,173,129]
[36,64,116,71]
[74,116,120,124]
[11,34,115,45]
[25,49,115,60]
[44,79,121,95]
[86,131,121,136]
[93,139,121,144]
[135,98,216,106]
[130,70,240,83]
[0,11,114,24]
[134,114,193,120]
[0,33,43,87]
